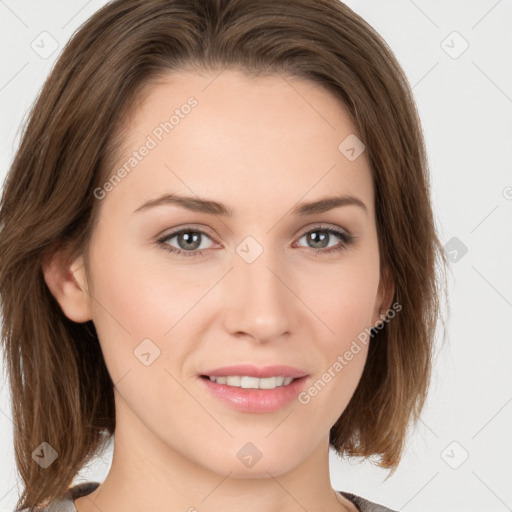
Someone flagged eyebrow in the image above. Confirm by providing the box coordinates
[133,192,367,217]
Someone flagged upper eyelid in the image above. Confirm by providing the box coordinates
[158,224,217,243]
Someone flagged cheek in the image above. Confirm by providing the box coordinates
[296,253,378,410]
[86,235,186,379]
[87,236,221,394]
[89,235,199,335]
[298,276,373,429]
[306,253,380,342]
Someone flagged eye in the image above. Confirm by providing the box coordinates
[157,227,215,257]
[294,225,354,254]
[157,224,355,258]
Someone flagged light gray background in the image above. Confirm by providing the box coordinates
[0,1,511,511]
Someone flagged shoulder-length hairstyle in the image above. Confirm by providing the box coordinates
[0,0,447,509]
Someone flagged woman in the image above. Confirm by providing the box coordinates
[0,1,447,511]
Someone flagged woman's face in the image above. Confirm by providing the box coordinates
[65,69,392,477]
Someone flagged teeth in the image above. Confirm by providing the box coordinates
[208,375,295,389]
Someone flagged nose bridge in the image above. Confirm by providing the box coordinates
[224,237,293,341]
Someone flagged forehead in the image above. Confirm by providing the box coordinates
[102,69,374,219]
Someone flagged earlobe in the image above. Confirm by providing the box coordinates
[41,246,93,323]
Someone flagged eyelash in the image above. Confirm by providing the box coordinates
[157,225,354,258]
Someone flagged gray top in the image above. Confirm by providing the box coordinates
[35,481,398,512]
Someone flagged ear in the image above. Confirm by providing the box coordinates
[372,266,395,328]
[41,244,93,323]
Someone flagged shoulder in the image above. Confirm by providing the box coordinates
[337,490,399,512]
[32,482,101,512]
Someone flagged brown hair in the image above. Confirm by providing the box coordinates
[0,0,447,509]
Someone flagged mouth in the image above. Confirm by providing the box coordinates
[198,372,310,413]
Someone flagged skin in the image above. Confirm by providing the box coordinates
[43,69,394,512]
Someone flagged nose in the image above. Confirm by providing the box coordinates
[222,248,295,344]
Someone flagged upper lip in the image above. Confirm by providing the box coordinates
[201,364,308,379]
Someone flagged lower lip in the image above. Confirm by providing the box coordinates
[199,376,309,413]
